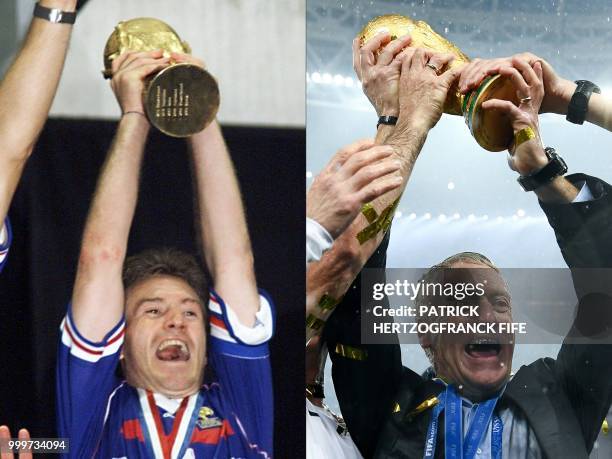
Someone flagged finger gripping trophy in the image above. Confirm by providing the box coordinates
[359,15,519,152]
[103,18,220,137]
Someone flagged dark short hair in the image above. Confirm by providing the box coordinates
[122,247,207,302]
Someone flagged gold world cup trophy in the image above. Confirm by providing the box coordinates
[103,18,220,138]
[359,15,520,152]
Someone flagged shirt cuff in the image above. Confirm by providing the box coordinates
[224,294,274,345]
[306,217,334,263]
[209,290,275,346]
[572,181,594,203]
[60,305,125,363]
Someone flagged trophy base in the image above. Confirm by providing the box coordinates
[144,63,220,138]
[463,74,519,152]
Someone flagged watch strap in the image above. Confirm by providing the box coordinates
[566,80,600,125]
[33,2,76,24]
[517,147,568,192]
[377,115,398,129]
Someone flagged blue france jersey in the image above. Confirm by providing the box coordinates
[57,289,275,458]
[0,218,11,272]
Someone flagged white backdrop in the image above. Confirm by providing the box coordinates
[22,0,304,127]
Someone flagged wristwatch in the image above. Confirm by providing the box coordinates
[33,2,77,24]
[517,147,567,192]
[566,80,600,125]
[377,115,398,129]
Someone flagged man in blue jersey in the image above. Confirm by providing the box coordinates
[57,50,274,458]
[0,0,78,273]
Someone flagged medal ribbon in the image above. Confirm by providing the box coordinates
[423,384,503,459]
[138,389,202,459]
[147,390,189,459]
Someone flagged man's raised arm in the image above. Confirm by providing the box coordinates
[307,47,460,340]
[483,56,612,453]
[0,0,77,224]
[177,56,259,328]
[71,51,169,341]
[460,52,612,133]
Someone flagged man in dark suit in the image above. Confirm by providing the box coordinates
[324,49,612,458]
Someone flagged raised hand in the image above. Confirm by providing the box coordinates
[481,58,548,175]
[353,32,413,116]
[307,139,402,239]
[110,49,171,115]
[459,53,575,115]
[394,47,459,133]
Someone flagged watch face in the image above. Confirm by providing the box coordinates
[49,10,63,23]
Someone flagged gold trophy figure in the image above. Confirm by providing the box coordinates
[103,18,219,138]
[359,15,520,152]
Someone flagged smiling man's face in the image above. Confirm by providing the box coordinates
[122,275,206,398]
[420,261,514,401]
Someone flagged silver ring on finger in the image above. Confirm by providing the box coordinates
[519,96,532,104]
[426,62,439,73]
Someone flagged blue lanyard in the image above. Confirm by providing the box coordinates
[423,392,446,458]
[491,413,503,459]
[423,385,503,459]
[445,385,463,458]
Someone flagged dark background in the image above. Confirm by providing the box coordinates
[0,118,305,457]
